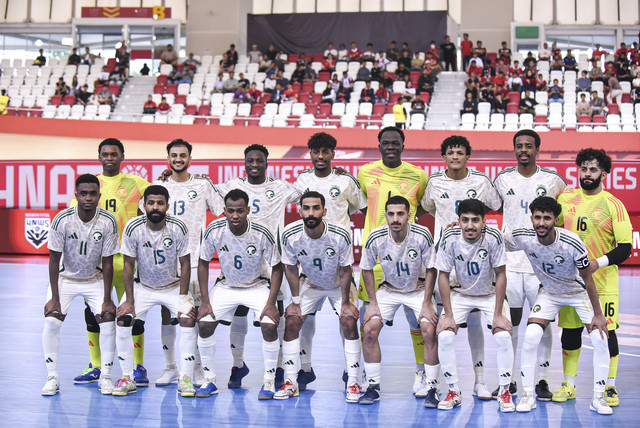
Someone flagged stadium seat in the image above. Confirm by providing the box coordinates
[278,103,293,116]
[108,84,120,97]
[165,84,177,95]
[49,94,62,106]
[519,113,534,129]
[534,104,548,116]
[314,81,327,94]
[55,105,71,119]
[175,95,187,105]
[489,113,505,130]
[259,115,273,127]
[345,103,359,116]
[477,102,491,115]
[607,103,619,115]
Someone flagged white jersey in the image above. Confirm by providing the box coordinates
[154,175,222,266]
[421,169,501,243]
[360,223,436,293]
[494,166,567,273]
[121,215,190,289]
[200,219,280,289]
[436,226,507,296]
[48,207,119,282]
[281,219,354,290]
[294,168,367,229]
[217,177,301,236]
[504,227,590,296]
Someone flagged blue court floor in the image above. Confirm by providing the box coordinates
[2,258,638,427]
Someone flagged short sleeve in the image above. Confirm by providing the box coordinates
[120,229,137,258]
[263,237,281,267]
[285,181,303,205]
[435,236,454,273]
[420,179,436,214]
[204,179,224,215]
[357,168,369,197]
[175,223,190,258]
[47,217,65,253]
[280,236,298,266]
[421,235,436,270]
[359,239,378,271]
[609,197,633,245]
[338,234,355,267]
[503,231,519,252]
[490,232,508,268]
[416,169,429,204]
[345,176,368,212]
[102,222,120,257]
[199,229,217,262]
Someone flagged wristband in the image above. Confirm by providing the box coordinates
[291,296,301,305]
[595,255,609,268]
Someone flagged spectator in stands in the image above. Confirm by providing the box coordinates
[440,35,457,71]
[142,95,157,114]
[223,71,239,93]
[156,96,170,115]
[76,84,92,106]
[337,44,349,61]
[304,63,318,82]
[68,75,80,96]
[33,48,46,67]
[322,86,336,104]
[460,91,478,116]
[401,42,412,58]
[212,73,225,93]
[495,57,509,77]
[263,73,276,94]
[296,53,308,68]
[523,52,537,69]
[577,70,591,92]
[465,73,480,99]
[630,64,639,82]
[538,42,551,62]
[161,44,178,66]
[591,44,608,62]
[183,53,201,73]
[551,54,564,71]
[232,85,250,104]
[246,82,260,103]
[426,41,440,63]
[617,62,632,82]
[94,66,110,87]
[273,51,285,72]
[97,86,114,108]
[576,93,591,116]
[321,54,336,72]
[479,82,495,103]
[226,44,239,67]
[633,87,640,106]
[349,42,362,62]
[417,67,435,96]
[589,59,604,82]
[551,42,561,58]
[536,73,547,91]
[330,74,341,92]
[259,54,273,72]
[467,59,483,78]
[519,90,537,114]
[563,49,577,72]
[375,83,390,104]
[614,43,629,63]
[291,64,306,84]
[398,50,412,70]
[248,44,262,63]
[140,63,150,76]
[275,70,289,88]
[362,43,376,62]
[473,41,487,61]
[392,99,407,128]
[510,60,522,76]
[461,33,473,69]
[341,71,354,102]
[109,65,125,85]
[116,44,129,76]
[493,71,508,94]
[356,62,371,81]
[523,65,537,91]
[265,43,277,61]
[482,60,494,78]
[605,71,623,105]
[548,78,564,104]
[410,98,426,117]
[324,42,338,58]
[269,83,284,103]
[507,71,523,92]
[67,47,81,66]
[360,81,375,103]
[411,52,425,71]
[380,70,393,89]
[237,72,250,88]
[403,81,416,102]
[386,41,399,61]
[220,52,234,72]
[0,89,9,115]
[55,77,69,97]
[632,70,640,94]
[498,41,512,63]
[424,50,443,74]
[590,90,604,114]
[491,92,507,114]
[395,63,409,81]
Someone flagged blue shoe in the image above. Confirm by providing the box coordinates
[275,367,285,390]
[227,362,250,388]
[196,380,219,397]
[134,364,149,387]
[73,364,101,384]
[424,387,440,408]
[359,385,381,405]
[297,368,316,391]
[342,370,348,389]
[259,380,276,400]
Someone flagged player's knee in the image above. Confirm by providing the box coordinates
[421,323,437,342]
[438,329,455,347]
[96,311,115,323]
[363,323,381,344]
[607,330,619,357]
[560,327,583,351]
[132,319,145,335]
[178,317,195,328]
[260,323,278,342]
[493,330,511,350]
[44,315,63,330]
[285,316,302,335]
[523,322,545,351]
[84,306,100,333]
[234,305,250,317]
[198,321,215,338]
[117,315,133,327]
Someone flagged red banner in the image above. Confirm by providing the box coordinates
[81,7,171,19]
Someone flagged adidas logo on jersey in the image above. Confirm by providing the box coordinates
[506,188,515,195]
[383,254,393,261]
[370,178,381,186]
[143,241,152,248]
[69,232,78,239]
[455,254,465,261]
[440,192,450,199]
[219,245,229,252]
[298,249,308,257]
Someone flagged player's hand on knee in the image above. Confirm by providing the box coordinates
[178,294,196,320]
[101,300,117,318]
[589,314,609,339]
[340,302,359,321]
[491,313,512,335]
[284,302,302,320]
[436,314,456,335]
[363,303,382,325]
[116,299,135,319]
[44,299,63,319]
[197,301,214,321]
[419,304,438,327]
[261,303,280,325]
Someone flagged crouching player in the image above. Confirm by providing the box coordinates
[435,199,515,412]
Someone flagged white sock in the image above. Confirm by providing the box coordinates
[536,324,552,381]
[425,364,440,387]
[510,324,519,382]
[161,324,177,368]
[438,330,458,385]
[116,324,134,377]
[494,330,514,386]
[179,326,197,379]
[230,315,248,368]
[42,317,63,377]
[466,311,485,384]
[263,339,280,381]
[520,323,544,392]
[344,339,362,384]
[282,338,300,382]
[564,375,576,387]
[198,334,216,381]
[276,315,285,368]
[299,315,316,372]
[364,362,381,385]
[99,321,116,376]
[589,329,610,395]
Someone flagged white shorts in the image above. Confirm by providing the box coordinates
[300,279,343,316]
[46,278,106,316]
[188,267,201,306]
[376,286,437,324]
[530,289,595,324]
[446,291,511,326]
[505,270,540,309]
[121,284,190,322]
[203,283,271,323]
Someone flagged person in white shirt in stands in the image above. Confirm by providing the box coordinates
[324,42,338,58]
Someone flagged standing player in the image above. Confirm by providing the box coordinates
[435,199,515,412]
[553,148,632,406]
[293,132,367,388]
[502,197,611,415]
[195,189,283,399]
[275,191,362,402]
[493,130,567,400]
[420,136,502,400]
[114,185,197,397]
[42,174,119,396]
[74,139,151,387]
[216,144,301,389]
[359,196,440,407]
[357,127,430,397]
[153,139,222,388]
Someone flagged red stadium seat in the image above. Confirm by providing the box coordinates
[312,53,324,62]
[304,53,312,63]
[607,104,619,115]
[106,58,116,73]
[534,115,548,124]
[592,114,605,123]
[372,103,386,116]
[17,107,29,117]
[288,54,299,64]
[318,103,331,115]
[174,95,186,105]
[310,93,322,104]
[387,72,395,80]
[306,103,318,114]
[94,84,104,94]
[234,117,247,126]
[292,82,301,92]
[297,91,310,104]
[315,113,328,125]
[49,95,62,106]
[419,93,430,104]
[327,114,341,127]
[287,115,300,127]
[250,104,264,116]
[31,106,43,117]
[507,103,519,114]
[184,105,197,115]
[410,71,421,85]
[154,84,165,94]
[318,72,330,82]
[247,115,260,126]
[165,84,177,95]
[578,115,591,123]
[508,91,521,104]
[194,117,207,125]
[108,85,120,96]
[209,117,220,125]
[63,95,76,106]
[157,75,168,86]
[370,114,382,125]
[622,93,632,103]
[487,52,498,66]
[302,82,314,93]
[356,114,369,128]
[198,105,211,116]
[389,93,402,104]
[386,103,395,113]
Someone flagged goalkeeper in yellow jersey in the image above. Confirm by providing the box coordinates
[554,148,632,407]
[72,139,150,385]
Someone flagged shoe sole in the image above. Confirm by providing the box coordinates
[273,392,299,400]
[112,389,137,396]
[589,405,613,415]
[99,388,113,395]
[607,401,619,407]
[437,403,461,410]
[155,381,179,387]
[136,382,149,387]
[196,391,218,398]
[552,395,575,402]
[358,399,379,405]
[516,403,537,412]
[346,397,360,403]
[180,392,195,397]
[537,396,553,402]
[41,390,59,396]
[499,406,516,413]
[424,402,438,409]
[474,393,492,401]
[73,379,98,384]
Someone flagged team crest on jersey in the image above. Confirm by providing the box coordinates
[535,185,548,197]
[467,189,477,199]
[25,214,50,249]
[265,189,275,200]
[407,249,418,261]
[477,249,488,260]
[329,186,341,199]
[554,255,565,264]
[532,304,541,313]
[591,208,603,221]
[398,180,410,192]
[325,247,336,258]
[92,231,103,242]
[116,186,128,199]
[162,237,173,249]
[188,190,197,201]
[246,244,258,256]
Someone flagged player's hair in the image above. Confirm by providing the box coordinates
[166,138,192,155]
[299,191,325,208]
[143,185,170,203]
[224,188,250,206]
[513,129,540,148]
[307,132,337,151]
[575,148,611,174]
[377,126,405,143]
[457,199,487,218]
[75,173,100,189]
[244,144,269,158]
[385,195,410,212]
[98,138,124,155]
[441,135,471,156]
[529,196,562,217]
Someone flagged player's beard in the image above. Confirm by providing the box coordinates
[147,210,166,224]
[580,174,602,191]
[170,163,188,174]
[303,215,322,229]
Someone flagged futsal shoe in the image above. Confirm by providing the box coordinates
[227,362,250,388]
[423,387,440,408]
[359,385,381,405]
[134,364,149,387]
[346,382,362,403]
[274,379,299,400]
[516,391,537,412]
[73,364,100,384]
[196,380,219,397]
[193,365,205,388]
[155,365,179,386]
[535,379,553,401]
[112,376,137,396]
[552,381,576,402]
[258,380,276,400]
[41,376,60,396]
[473,383,492,400]
[590,393,613,415]
[498,389,516,413]
[297,368,316,391]
[438,390,462,410]
[413,370,428,397]
[275,367,285,390]
[605,386,619,407]
[98,376,114,395]
[491,382,516,399]
[177,376,196,397]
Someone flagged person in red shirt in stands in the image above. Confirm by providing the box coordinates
[591,44,608,62]
[615,43,629,60]
[321,54,336,72]
[510,60,523,76]
[467,59,482,77]
[282,83,299,103]
[349,42,362,62]
[157,96,170,115]
[461,33,473,69]
[248,82,262,103]
[492,71,508,96]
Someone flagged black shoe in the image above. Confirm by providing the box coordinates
[359,385,381,405]
[297,368,316,391]
[492,382,517,399]
[535,379,553,402]
[424,387,440,408]
[275,367,285,390]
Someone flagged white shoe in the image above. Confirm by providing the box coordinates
[498,389,516,413]
[193,365,205,388]
[41,376,60,396]
[473,383,492,400]
[98,376,114,395]
[413,370,428,398]
[516,391,537,412]
[346,381,362,403]
[155,365,179,386]
[590,393,613,415]
[177,375,196,397]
